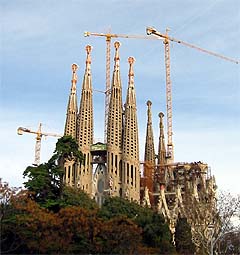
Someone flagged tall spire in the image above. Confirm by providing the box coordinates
[158,112,166,166]
[123,57,138,158]
[106,41,123,197]
[64,63,78,138]
[125,57,136,105]
[114,41,120,73]
[144,100,155,164]
[76,45,94,195]
[143,100,155,205]
[107,41,123,149]
[77,45,93,148]
[122,57,140,202]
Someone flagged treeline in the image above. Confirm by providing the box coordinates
[1,183,176,254]
[0,136,195,254]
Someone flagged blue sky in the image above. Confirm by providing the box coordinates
[1,0,239,194]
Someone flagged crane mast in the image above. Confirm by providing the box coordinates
[105,35,111,142]
[164,29,174,162]
[17,123,62,166]
[34,123,42,166]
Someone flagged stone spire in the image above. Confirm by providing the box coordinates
[106,41,123,196]
[144,100,155,164]
[64,63,78,138]
[143,100,155,206]
[77,45,93,149]
[122,57,140,202]
[158,112,166,165]
[107,41,123,149]
[76,45,94,195]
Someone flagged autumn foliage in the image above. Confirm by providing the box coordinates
[1,180,175,254]
[0,137,175,254]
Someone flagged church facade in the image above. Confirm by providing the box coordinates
[63,42,218,251]
[64,42,140,204]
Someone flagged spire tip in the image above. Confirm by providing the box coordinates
[159,112,164,118]
[85,45,92,66]
[128,56,135,65]
[86,45,92,54]
[147,100,152,106]
[128,57,135,77]
[72,63,78,72]
[114,41,121,49]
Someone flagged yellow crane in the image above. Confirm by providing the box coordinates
[17,123,62,166]
[146,26,239,163]
[85,29,239,163]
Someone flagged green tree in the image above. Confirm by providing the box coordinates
[23,136,83,211]
[99,196,174,253]
[175,217,195,254]
[60,186,98,210]
[52,135,83,163]
[99,196,143,220]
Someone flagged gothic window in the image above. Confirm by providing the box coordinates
[68,166,71,179]
[115,155,118,168]
[131,165,133,186]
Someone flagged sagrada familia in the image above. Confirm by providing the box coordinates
[63,42,218,251]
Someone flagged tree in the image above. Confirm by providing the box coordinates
[217,230,240,255]
[0,179,24,254]
[0,178,21,224]
[140,213,174,253]
[60,186,98,210]
[99,196,174,253]
[175,217,196,254]
[100,216,143,254]
[23,135,83,211]
[52,135,83,164]
[211,191,240,254]
[2,189,101,254]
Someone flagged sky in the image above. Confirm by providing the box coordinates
[0,0,239,195]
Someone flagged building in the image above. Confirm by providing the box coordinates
[64,42,140,204]
[63,42,218,251]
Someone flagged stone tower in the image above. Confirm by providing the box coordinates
[157,112,166,166]
[63,64,79,186]
[64,63,78,139]
[76,45,93,195]
[106,41,123,197]
[144,100,155,164]
[142,100,155,205]
[63,44,140,203]
[122,57,140,202]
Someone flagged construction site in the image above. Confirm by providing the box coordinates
[17,27,238,252]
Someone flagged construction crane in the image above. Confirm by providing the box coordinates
[17,123,62,166]
[146,26,239,163]
[84,31,160,142]
[85,29,238,162]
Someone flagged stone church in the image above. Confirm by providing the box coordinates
[64,42,140,204]
[63,42,218,251]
